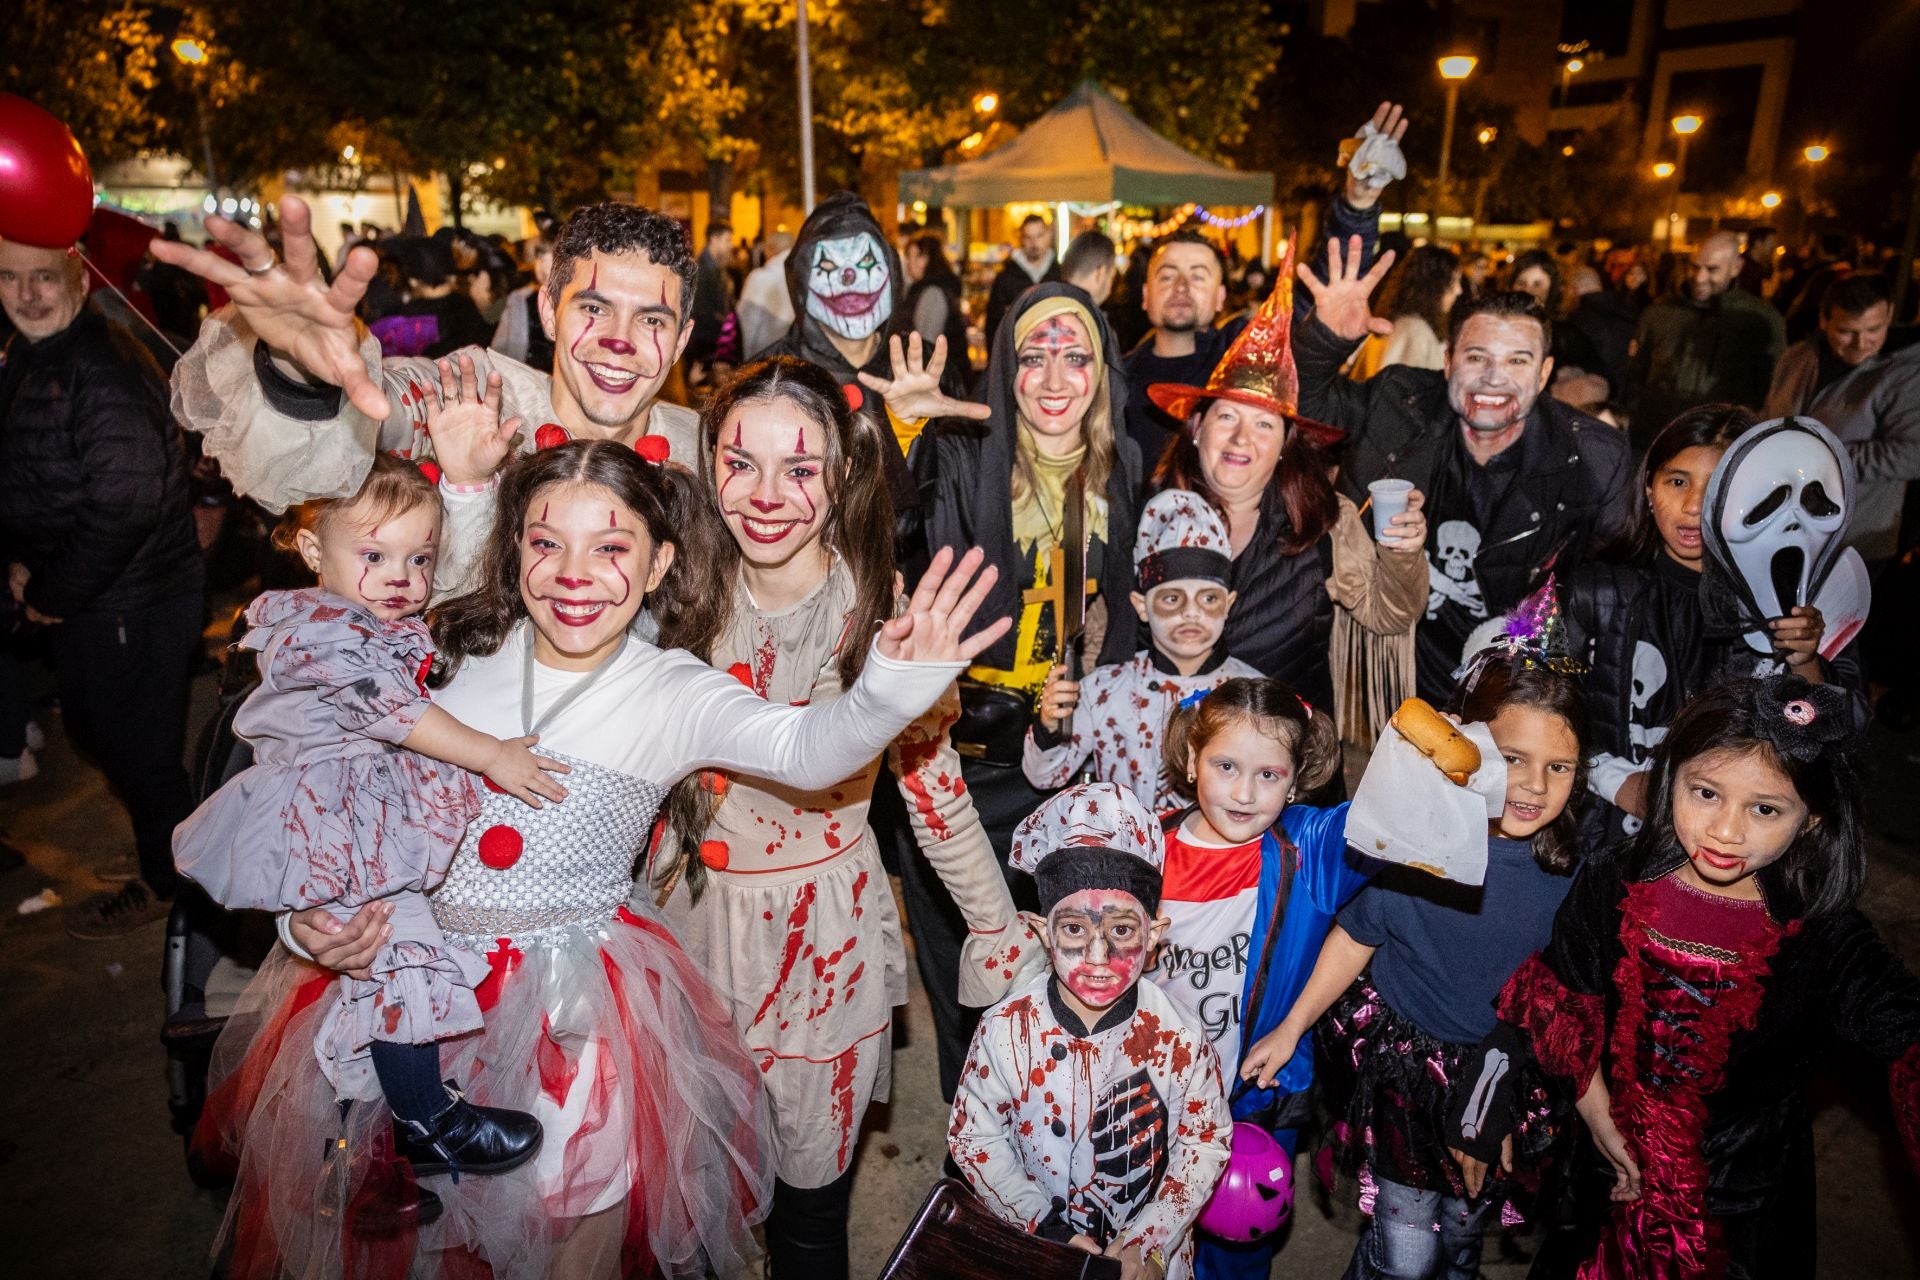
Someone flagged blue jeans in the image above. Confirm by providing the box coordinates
[1192,1128,1298,1280]
[1342,1172,1494,1280]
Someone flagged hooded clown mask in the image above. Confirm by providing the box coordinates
[1701,416,1868,654]
[805,230,893,342]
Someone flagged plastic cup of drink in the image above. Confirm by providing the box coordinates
[1368,479,1414,543]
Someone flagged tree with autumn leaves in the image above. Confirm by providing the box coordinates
[10,0,1276,219]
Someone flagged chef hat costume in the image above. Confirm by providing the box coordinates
[1134,489,1234,591]
[1011,782,1166,914]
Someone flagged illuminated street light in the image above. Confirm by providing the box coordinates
[171,38,208,65]
[973,92,999,115]
[1760,191,1783,209]
[341,144,356,161]
[1652,162,1675,179]
[1565,58,1585,74]
[1477,126,1497,147]
[1804,144,1830,163]
[1561,145,1576,158]
[1436,56,1478,201]
[1672,115,1702,136]
[1560,57,1584,106]
[1666,116,1702,246]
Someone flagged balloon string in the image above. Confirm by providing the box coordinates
[73,245,187,360]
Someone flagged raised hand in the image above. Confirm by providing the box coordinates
[148,194,393,419]
[856,333,991,424]
[877,546,1012,665]
[427,354,525,486]
[1342,101,1410,209]
[1298,235,1396,343]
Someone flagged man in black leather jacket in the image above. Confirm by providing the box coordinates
[1293,248,1632,699]
[0,239,204,938]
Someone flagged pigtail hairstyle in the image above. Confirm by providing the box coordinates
[1447,654,1590,874]
[1626,675,1863,918]
[659,356,899,904]
[1152,416,1338,556]
[429,440,723,681]
[1161,676,1340,806]
[272,452,441,559]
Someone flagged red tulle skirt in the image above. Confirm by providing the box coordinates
[197,906,774,1279]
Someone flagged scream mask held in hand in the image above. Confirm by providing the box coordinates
[805,231,893,342]
[1702,415,1867,654]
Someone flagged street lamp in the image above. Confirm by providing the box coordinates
[1760,191,1783,209]
[1477,126,1497,147]
[973,92,999,116]
[170,37,219,197]
[1803,144,1830,164]
[1560,57,1584,106]
[171,38,208,65]
[1436,55,1478,205]
[1668,114,1702,245]
[1652,161,1675,179]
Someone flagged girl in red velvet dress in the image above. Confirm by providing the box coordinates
[1451,675,1920,1279]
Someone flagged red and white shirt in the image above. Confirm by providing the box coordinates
[1150,818,1263,1074]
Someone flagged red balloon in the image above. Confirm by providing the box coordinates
[0,94,95,249]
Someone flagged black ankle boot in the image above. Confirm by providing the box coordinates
[393,1084,543,1182]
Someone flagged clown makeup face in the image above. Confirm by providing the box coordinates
[520,481,673,671]
[1648,444,1727,568]
[805,232,893,342]
[539,250,692,436]
[1486,703,1579,840]
[1186,717,1296,845]
[296,499,440,622]
[715,397,833,572]
[1131,579,1235,675]
[1195,399,1286,510]
[1672,746,1810,899]
[1445,312,1552,452]
[1044,888,1166,1023]
[1014,314,1098,445]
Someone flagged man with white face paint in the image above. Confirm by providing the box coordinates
[1296,254,1632,699]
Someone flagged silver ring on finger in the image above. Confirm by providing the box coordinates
[245,253,278,276]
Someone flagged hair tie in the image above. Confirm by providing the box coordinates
[1178,687,1214,711]
[1751,675,1852,762]
[633,434,670,464]
[841,382,865,413]
[534,423,570,450]
[416,460,443,486]
[1297,694,1313,721]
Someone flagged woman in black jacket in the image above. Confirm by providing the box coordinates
[861,282,1139,1096]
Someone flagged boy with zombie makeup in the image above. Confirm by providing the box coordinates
[950,783,1231,1280]
[1023,488,1262,814]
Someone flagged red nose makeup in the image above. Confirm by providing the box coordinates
[555,576,592,589]
[750,498,783,513]
[598,336,635,355]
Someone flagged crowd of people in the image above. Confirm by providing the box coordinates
[1,89,1918,1280]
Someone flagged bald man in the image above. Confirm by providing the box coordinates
[1624,231,1785,449]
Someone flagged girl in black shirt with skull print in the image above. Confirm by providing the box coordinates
[1562,405,1862,854]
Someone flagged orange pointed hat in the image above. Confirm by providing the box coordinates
[1146,235,1344,446]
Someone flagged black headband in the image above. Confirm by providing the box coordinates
[1032,849,1162,915]
[1136,547,1233,591]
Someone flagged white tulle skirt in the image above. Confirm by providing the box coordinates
[198,904,774,1279]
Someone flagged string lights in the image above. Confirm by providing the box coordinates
[1191,203,1266,230]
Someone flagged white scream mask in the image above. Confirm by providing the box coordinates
[805,231,893,341]
[1703,417,1854,646]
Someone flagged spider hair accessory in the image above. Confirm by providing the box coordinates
[1751,675,1853,762]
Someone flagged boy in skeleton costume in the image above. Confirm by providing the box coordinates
[154,200,702,601]
[951,783,1231,1280]
[1024,489,1261,813]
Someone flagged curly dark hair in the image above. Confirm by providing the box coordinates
[546,203,698,321]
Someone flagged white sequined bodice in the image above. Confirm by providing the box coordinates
[432,751,664,946]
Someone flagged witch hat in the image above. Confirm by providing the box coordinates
[1146,235,1344,447]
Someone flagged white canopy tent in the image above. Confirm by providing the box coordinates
[899,80,1274,209]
